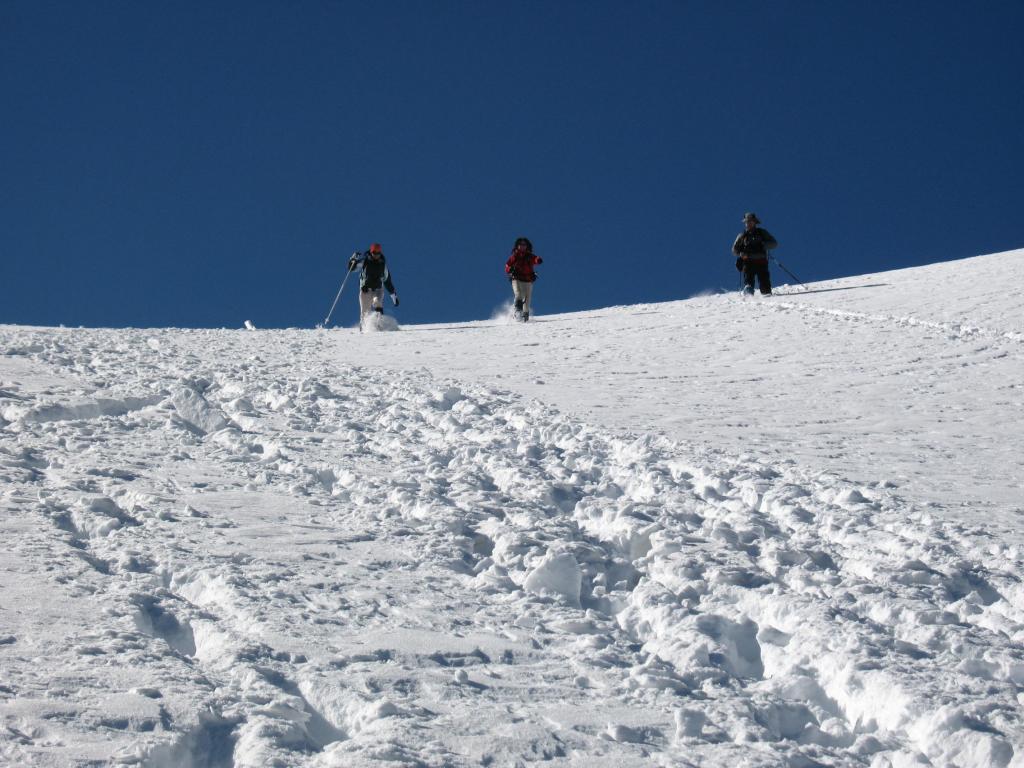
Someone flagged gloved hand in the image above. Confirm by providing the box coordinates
[735,257,744,272]
[508,271,518,281]
[391,294,399,306]
[348,255,359,272]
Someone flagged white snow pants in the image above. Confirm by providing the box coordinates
[359,288,384,319]
[511,280,534,316]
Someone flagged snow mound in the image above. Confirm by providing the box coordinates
[169,384,232,434]
[360,313,399,332]
[522,551,583,606]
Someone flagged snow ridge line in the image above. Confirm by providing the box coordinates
[1,394,164,425]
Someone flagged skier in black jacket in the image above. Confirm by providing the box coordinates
[348,243,398,324]
[732,212,778,295]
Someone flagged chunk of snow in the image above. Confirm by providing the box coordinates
[523,551,582,606]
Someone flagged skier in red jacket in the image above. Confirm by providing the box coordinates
[504,237,543,321]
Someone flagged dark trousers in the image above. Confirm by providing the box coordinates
[743,259,772,294]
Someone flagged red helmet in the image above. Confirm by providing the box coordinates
[369,243,383,254]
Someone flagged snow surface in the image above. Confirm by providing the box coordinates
[1,250,1022,767]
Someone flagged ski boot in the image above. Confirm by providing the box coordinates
[513,299,524,321]
[522,312,529,322]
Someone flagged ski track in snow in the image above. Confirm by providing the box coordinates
[762,298,1024,343]
[1,311,1022,768]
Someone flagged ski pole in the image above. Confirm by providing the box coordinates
[734,255,750,294]
[770,256,806,287]
[321,266,354,327]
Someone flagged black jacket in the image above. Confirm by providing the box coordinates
[350,252,396,293]
[732,227,778,260]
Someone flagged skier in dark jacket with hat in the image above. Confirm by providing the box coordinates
[348,243,398,324]
[505,237,543,321]
[732,213,778,295]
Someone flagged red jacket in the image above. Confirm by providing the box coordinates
[505,247,543,282]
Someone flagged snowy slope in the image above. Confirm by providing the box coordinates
[359,249,1024,523]
[1,251,1022,767]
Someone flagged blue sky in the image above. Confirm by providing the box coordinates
[3,1,1022,328]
